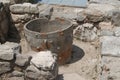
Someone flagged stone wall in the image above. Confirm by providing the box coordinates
[0,42,58,80]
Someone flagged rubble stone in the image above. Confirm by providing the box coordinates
[8,77,24,80]
[83,8,104,22]
[99,22,113,30]
[114,27,120,37]
[100,36,120,56]
[10,3,39,14]
[100,30,114,36]
[0,0,10,4]
[25,65,41,80]
[74,23,98,42]
[88,3,116,15]
[76,12,86,22]
[111,10,120,26]
[25,64,58,80]
[51,7,79,20]
[10,71,24,77]
[11,14,32,23]
[0,62,11,74]
[15,54,32,67]
[39,6,53,19]
[0,42,20,60]
[31,51,57,70]
[101,56,120,80]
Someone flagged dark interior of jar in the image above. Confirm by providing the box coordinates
[26,19,71,33]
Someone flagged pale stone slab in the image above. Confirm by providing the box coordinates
[100,36,120,56]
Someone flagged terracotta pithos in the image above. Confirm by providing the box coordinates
[24,18,73,65]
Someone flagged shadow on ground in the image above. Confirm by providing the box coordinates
[67,45,85,64]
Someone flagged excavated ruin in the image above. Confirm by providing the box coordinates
[0,0,120,80]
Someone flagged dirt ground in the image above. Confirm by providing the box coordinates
[58,38,101,80]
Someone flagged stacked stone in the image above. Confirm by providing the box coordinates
[9,3,38,39]
[9,3,53,36]
[0,42,58,80]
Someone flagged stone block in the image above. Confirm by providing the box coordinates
[99,22,113,30]
[114,27,120,37]
[74,24,98,42]
[101,56,120,80]
[76,12,86,22]
[111,10,120,26]
[25,64,58,80]
[100,30,114,36]
[83,8,104,22]
[0,62,11,74]
[15,54,32,67]
[100,36,120,56]
[26,51,58,80]
[11,13,32,23]
[31,51,57,70]
[8,77,24,80]
[10,3,39,14]
[39,6,53,19]
[88,3,116,15]
[29,4,39,14]
[10,4,24,14]
[25,65,41,80]
[10,71,24,77]
[0,42,21,60]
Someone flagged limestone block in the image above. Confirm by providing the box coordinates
[76,12,86,22]
[25,51,58,80]
[29,4,39,14]
[100,30,114,36]
[99,22,113,30]
[10,71,24,77]
[100,36,120,56]
[25,64,58,80]
[11,13,32,23]
[25,65,42,80]
[114,27,120,37]
[83,8,104,22]
[88,3,116,15]
[39,6,53,19]
[111,10,120,26]
[31,51,57,70]
[8,77,24,80]
[0,62,11,74]
[10,3,39,14]
[0,42,21,60]
[15,54,32,67]
[10,4,24,14]
[101,56,120,80]
[74,23,98,42]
